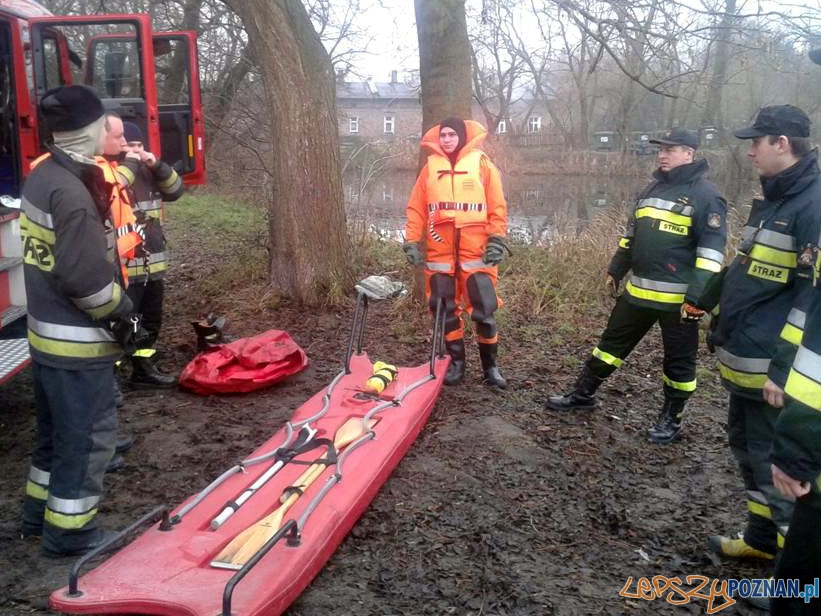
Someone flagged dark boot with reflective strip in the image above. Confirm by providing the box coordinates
[130,355,177,388]
[647,397,686,445]
[444,339,466,386]
[478,342,507,389]
[544,366,603,411]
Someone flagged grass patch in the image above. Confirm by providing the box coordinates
[164,193,268,296]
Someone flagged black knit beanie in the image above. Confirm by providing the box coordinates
[40,85,104,133]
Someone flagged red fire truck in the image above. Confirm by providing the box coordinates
[0,0,206,384]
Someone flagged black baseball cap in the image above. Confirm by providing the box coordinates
[649,128,699,150]
[734,105,810,139]
[810,48,821,65]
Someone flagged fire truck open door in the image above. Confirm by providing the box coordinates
[26,14,161,159]
[150,31,205,184]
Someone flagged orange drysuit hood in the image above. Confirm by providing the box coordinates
[420,120,488,162]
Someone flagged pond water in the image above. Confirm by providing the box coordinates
[344,168,749,245]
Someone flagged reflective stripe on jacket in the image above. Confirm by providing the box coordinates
[608,158,727,312]
[21,149,131,368]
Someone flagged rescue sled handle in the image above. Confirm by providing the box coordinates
[66,505,169,598]
[222,519,299,616]
[346,292,447,378]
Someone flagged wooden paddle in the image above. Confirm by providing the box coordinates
[211,417,375,569]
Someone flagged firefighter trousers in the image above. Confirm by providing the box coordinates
[772,499,821,615]
[585,294,699,399]
[126,278,164,354]
[727,393,793,555]
[22,361,117,554]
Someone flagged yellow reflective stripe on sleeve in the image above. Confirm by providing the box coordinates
[28,330,121,359]
[748,244,797,268]
[663,375,697,392]
[780,323,803,346]
[625,281,685,304]
[116,165,136,186]
[132,348,156,358]
[635,206,692,227]
[747,499,772,520]
[45,507,98,530]
[25,480,48,501]
[719,363,768,389]
[695,257,722,272]
[785,369,821,410]
[777,533,786,549]
[158,171,181,189]
[618,237,631,249]
[126,261,169,278]
[592,346,623,368]
[19,213,56,244]
[83,284,123,321]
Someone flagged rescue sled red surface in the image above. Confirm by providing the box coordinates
[50,293,449,616]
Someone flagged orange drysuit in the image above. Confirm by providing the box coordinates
[405,120,508,343]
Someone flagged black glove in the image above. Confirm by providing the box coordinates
[482,235,509,265]
[110,314,151,355]
[402,242,423,266]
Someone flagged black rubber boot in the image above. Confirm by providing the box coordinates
[647,398,686,444]
[479,342,507,389]
[544,366,603,411]
[444,339,466,386]
[130,356,177,389]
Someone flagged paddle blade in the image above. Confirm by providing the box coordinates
[333,417,377,450]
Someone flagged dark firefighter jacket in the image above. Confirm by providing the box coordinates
[772,189,821,509]
[608,158,728,312]
[21,146,132,369]
[709,150,821,398]
[115,158,183,283]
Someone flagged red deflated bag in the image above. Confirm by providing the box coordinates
[179,329,308,394]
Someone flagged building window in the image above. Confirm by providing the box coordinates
[527,116,542,133]
[349,117,359,134]
[496,119,507,134]
[384,115,395,134]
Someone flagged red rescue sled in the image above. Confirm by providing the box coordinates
[50,294,448,616]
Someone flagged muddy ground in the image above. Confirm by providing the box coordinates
[1,209,773,616]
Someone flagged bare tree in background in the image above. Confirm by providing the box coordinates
[469,0,526,138]
[414,0,472,134]
[223,0,351,303]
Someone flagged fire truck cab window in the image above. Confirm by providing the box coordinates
[153,38,189,105]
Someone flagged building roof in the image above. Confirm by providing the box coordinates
[337,80,419,101]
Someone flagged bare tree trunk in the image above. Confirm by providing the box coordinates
[224,0,351,304]
[414,0,472,134]
[701,0,737,145]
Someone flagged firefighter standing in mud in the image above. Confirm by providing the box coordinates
[544,128,728,445]
[403,117,509,388]
[101,115,181,388]
[114,121,183,387]
[765,49,821,616]
[19,86,137,556]
[701,105,821,612]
